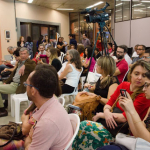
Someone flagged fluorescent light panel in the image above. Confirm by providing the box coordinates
[86,1,103,9]
[28,0,33,3]
[57,8,74,10]
[142,1,150,2]
[116,3,122,6]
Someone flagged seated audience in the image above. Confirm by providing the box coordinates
[46,48,62,72]
[25,36,33,59]
[107,43,112,54]
[82,46,96,76]
[24,64,73,150]
[0,46,16,73]
[130,45,145,67]
[0,47,36,117]
[73,60,150,150]
[97,71,150,150]
[59,49,82,94]
[114,45,128,83]
[69,34,77,49]
[96,36,102,51]
[81,56,119,113]
[124,46,132,65]
[69,44,75,50]
[94,47,101,59]
[132,44,139,58]
[57,37,65,54]
[17,36,25,47]
[110,44,117,56]
[142,48,150,62]
[2,48,21,74]
[77,44,84,57]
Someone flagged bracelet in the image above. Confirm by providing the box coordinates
[133,120,142,125]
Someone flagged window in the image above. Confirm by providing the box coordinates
[132,0,150,19]
[115,0,130,22]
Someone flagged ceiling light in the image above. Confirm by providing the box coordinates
[132,3,143,7]
[116,3,122,6]
[142,1,150,2]
[86,1,103,9]
[28,0,33,3]
[57,8,74,10]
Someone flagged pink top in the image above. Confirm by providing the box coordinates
[29,97,73,150]
[86,57,96,72]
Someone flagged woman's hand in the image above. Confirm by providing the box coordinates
[104,109,118,129]
[92,112,104,122]
[119,92,135,113]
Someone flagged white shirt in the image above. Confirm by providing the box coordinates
[132,51,139,58]
[125,53,132,65]
[57,61,68,76]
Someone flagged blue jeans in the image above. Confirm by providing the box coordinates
[0,65,10,73]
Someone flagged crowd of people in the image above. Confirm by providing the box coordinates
[0,33,150,150]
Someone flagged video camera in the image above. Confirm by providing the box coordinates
[81,2,110,23]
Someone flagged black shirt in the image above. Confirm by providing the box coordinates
[94,76,119,112]
[51,58,62,72]
[57,42,65,53]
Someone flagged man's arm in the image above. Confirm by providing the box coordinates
[114,68,121,76]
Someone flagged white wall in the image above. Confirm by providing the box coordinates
[115,21,130,46]
[131,17,150,47]
[115,17,150,48]
[0,0,69,58]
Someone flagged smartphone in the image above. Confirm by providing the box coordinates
[120,89,128,98]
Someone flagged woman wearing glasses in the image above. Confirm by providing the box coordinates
[73,60,150,150]
[97,71,150,150]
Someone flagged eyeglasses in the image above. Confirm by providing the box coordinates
[23,82,39,90]
[116,51,124,54]
[144,82,150,88]
[143,56,150,59]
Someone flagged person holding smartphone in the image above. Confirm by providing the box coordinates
[73,60,150,150]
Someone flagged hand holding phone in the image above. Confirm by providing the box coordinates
[120,89,128,98]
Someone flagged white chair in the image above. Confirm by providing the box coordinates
[58,52,65,64]
[11,92,30,122]
[61,87,78,104]
[58,97,65,106]
[64,114,80,150]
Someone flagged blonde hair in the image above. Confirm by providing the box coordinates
[48,48,58,64]
[128,60,150,100]
[97,56,116,88]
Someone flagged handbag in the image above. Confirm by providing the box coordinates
[72,92,101,121]
[115,133,150,150]
[0,122,24,147]
[98,96,129,137]
[98,107,129,137]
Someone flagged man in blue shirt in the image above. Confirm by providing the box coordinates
[68,34,77,49]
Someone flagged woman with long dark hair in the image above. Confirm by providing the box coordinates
[81,46,96,76]
[17,36,25,47]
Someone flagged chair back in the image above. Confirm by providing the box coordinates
[64,114,80,150]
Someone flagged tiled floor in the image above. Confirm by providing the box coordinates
[0,95,73,125]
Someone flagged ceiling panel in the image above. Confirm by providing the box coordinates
[16,0,114,12]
